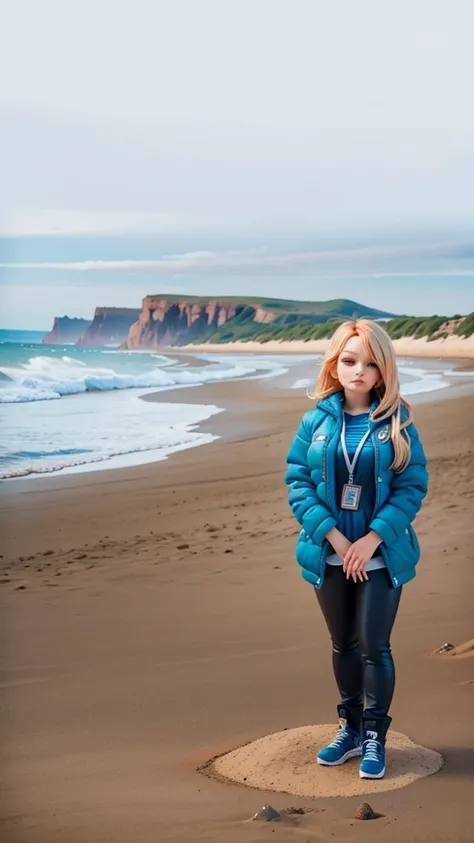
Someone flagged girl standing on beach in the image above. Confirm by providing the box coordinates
[285,319,428,780]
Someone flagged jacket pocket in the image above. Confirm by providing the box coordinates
[407,524,420,559]
[296,535,323,577]
[388,525,420,574]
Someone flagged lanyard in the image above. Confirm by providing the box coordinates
[341,415,371,485]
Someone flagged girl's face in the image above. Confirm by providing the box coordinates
[335,335,382,397]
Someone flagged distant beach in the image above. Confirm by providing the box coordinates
[181,333,474,359]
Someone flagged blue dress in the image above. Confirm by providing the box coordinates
[327,411,385,571]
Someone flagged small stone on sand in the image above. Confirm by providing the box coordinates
[355,802,376,820]
[252,805,280,822]
[437,642,454,653]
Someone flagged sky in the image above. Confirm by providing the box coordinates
[0,0,473,328]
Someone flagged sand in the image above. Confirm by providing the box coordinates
[1,378,474,842]
[181,333,474,358]
[209,726,443,797]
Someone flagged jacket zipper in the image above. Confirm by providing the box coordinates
[372,432,397,587]
[321,439,328,483]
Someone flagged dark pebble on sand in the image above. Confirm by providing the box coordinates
[355,803,376,820]
[43,550,54,556]
[176,544,190,550]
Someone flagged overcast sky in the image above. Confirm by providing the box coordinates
[0,0,473,327]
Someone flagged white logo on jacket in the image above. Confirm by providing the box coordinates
[377,425,391,443]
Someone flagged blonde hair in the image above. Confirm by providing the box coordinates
[309,319,412,472]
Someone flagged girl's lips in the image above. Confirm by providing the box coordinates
[352,379,364,384]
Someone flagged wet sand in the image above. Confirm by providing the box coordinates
[1,379,474,842]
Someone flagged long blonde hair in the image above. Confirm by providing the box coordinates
[309,319,412,472]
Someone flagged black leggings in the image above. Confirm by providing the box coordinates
[315,565,402,720]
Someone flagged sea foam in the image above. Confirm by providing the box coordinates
[0,355,257,403]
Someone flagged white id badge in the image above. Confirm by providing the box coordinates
[341,483,362,510]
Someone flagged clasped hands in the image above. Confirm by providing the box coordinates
[326,528,382,582]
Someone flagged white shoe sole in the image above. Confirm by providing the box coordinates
[317,747,362,766]
[359,767,385,779]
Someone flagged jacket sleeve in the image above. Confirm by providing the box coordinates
[369,422,428,547]
[285,414,337,545]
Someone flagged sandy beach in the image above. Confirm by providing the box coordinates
[181,334,474,359]
[1,374,474,842]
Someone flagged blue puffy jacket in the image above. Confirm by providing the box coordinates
[285,390,428,589]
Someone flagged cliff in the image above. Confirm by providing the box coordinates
[124,295,395,349]
[76,307,141,347]
[125,297,275,349]
[42,316,92,345]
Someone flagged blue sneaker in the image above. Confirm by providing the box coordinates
[359,737,386,778]
[317,717,362,766]
[359,716,391,779]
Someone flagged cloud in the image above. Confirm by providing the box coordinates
[0,209,183,237]
[2,241,473,279]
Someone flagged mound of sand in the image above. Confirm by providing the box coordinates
[449,639,474,658]
[204,725,443,798]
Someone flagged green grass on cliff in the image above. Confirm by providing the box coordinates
[455,312,474,338]
[147,294,393,320]
[185,310,474,345]
[143,296,472,345]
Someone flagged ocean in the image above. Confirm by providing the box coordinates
[0,331,290,479]
[0,329,468,480]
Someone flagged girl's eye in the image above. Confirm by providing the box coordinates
[341,358,355,365]
[367,362,378,368]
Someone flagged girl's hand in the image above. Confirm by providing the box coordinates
[325,527,351,559]
[343,531,382,582]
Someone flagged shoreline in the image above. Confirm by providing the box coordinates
[2,355,474,489]
[1,384,473,842]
